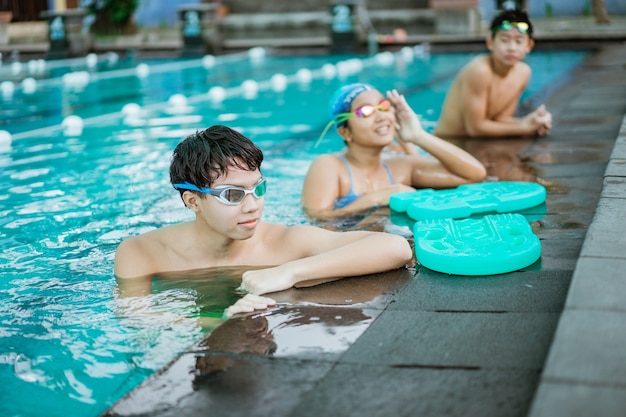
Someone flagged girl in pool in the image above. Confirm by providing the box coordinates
[301,84,487,219]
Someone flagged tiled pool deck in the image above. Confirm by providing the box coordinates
[99,34,626,417]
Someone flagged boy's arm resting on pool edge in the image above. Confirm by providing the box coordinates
[459,63,550,137]
[239,226,413,295]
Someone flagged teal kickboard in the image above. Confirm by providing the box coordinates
[413,213,541,276]
[390,181,546,220]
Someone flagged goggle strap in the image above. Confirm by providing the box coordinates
[172,182,202,192]
[313,113,352,148]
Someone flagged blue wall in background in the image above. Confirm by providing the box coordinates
[480,0,626,21]
[130,0,626,28]
[134,0,199,27]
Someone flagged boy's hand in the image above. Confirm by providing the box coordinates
[240,267,295,295]
[534,105,552,136]
[223,294,277,319]
[524,104,552,136]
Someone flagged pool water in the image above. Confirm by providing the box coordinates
[0,48,587,417]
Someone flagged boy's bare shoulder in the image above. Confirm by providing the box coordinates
[259,222,309,240]
[114,223,189,278]
[116,224,185,261]
[463,55,494,78]
[255,223,313,258]
[514,60,532,76]
[114,235,156,278]
[260,222,332,246]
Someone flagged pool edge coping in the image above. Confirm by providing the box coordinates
[528,114,626,416]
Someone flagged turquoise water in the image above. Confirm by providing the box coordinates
[0,48,587,417]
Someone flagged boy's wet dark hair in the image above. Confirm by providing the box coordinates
[169,125,264,198]
[490,9,533,39]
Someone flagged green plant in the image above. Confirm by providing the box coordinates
[582,1,591,16]
[85,0,140,35]
[545,2,553,18]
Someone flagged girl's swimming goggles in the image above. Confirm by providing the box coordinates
[315,99,391,148]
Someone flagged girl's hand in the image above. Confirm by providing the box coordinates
[361,184,417,207]
[387,89,425,145]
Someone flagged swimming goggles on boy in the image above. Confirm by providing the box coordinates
[495,20,530,34]
[315,99,392,148]
[173,177,267,205]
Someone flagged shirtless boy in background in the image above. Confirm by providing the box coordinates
[435,9,552,138]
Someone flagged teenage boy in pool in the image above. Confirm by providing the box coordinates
[114,125,413,317]
[435,9,552,138]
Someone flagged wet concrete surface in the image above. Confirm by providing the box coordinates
[103,43,626,417]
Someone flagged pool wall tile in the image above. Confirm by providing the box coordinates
[530,382,626,417]
[565,257,626,311]
[538,310,626,385]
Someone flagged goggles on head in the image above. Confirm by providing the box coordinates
[495,20,530,34]
[315,99,392,148]
[173,177,267,205]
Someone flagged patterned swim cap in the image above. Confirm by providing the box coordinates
[329,83,373,128]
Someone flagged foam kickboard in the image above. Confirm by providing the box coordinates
[390,181,546,220]
[413,213,541,276]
